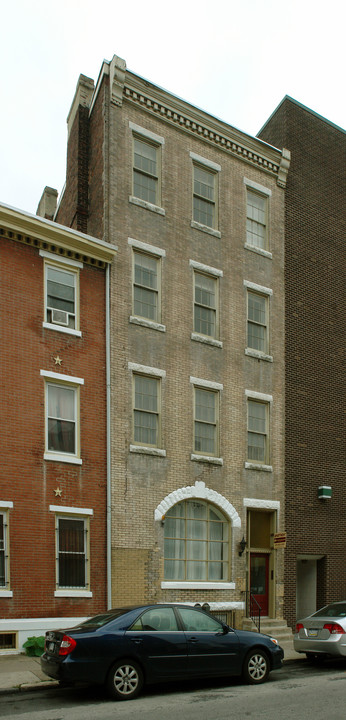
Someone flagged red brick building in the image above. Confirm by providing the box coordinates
[0,203,116,650]
[258,97,346,628]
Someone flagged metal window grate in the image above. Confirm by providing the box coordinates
[0,632,17,650]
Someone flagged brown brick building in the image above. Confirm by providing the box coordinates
[258,97,346,628]
[54,56,290,631]
[0,204,116,649]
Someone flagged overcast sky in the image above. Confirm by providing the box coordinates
[1,0,344,215]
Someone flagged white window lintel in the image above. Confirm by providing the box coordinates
[190,152,221,172]
[244,280,273,295]
[244,177,272,196]
[128,362,166,378]
[40,250,83,268]
[190,259,223,277]
[40,370,84,385]
[245,389,273,403]
[128,237,166,257]
[190,376,223,391]
[129,121,164,145]
[49,505,93,515]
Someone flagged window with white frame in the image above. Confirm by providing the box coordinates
[56,515,88,590]
[194,271,218,338]
[41,253,82,332]
[194,386,219,456]
[164,500,229,581]
[0,512,8,588]
[47,383,77,455]
[193,164,217,228]
[247,290,269,353]
[41,371,83,463]
[247,399,269,464]
[133,374,160,447]
[133,251,160,322]
[246,189,267,250]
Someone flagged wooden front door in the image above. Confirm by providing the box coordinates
[250,553,269,616]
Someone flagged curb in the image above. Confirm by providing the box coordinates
[0,680,59,696]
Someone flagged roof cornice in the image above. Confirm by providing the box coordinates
[0,203,117,266]
[108,56,290,188]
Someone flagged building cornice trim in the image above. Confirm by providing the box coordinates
[121,70,289,187]
[0,203,117,266]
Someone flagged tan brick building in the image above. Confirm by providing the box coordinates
[55,55,290,628]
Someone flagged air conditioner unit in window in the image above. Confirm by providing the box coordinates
[51,309,69,326]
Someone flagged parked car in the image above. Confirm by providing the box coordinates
[41,604,284,699]
[294,601,346,659]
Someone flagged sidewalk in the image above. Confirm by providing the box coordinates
[0,639,303,696]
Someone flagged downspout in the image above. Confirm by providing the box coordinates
[106,262,112,609]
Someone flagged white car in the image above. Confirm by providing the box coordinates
[294,601,346,659]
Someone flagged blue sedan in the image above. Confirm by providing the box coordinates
[41,604,284,700]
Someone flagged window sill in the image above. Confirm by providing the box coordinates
[245,462,273,472]
[44,453,82,465]
[161,582,235,590]
[191,333,222,348]
[244,243,272,259]
[191,454,223,466]
[245,348,273,362]
[130,316,166,332]
[43,322,82,337]
[0,590,13,597]
[130,445,166,457]
[54,590,92,598]
[191,221,221,239]
[129,196,165,216]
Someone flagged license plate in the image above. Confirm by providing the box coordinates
[308,629,318,637]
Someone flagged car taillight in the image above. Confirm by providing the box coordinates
[295,623,304,633]
[323,623,345,635]
[59,635,77,656]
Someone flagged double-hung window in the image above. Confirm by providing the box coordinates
[40,251,82,335]
[190,153,220,235]
[133,251,159,322]
[41,371,84,464]
[129,363,166,455]
[134,374,160,447]
[164,500,229,582]
[247,399,269,464]
[244,281,273,359]
[130,123,164,212]
[0,513,7,588]
[194,272,216,337]
[133,137,159,205]
[0,503,12,595]
[247,291,268,352]
[190,377,223,460]
[195,388,218,455]
[244,178,271,254]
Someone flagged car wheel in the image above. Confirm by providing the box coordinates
[107,659,143,700]
[243,649,270,684]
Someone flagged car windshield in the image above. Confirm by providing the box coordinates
[313,602,346,618]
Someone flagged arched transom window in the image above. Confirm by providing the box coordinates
[164,500,229,581]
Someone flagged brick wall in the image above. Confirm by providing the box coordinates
[0,237,108,618]
[259,99,346,627]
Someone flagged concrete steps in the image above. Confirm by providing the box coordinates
[242,617,294,642]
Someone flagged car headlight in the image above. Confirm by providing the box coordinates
[269,636,279,646]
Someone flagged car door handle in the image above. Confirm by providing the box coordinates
[188,636,198,643]
[130,637,143,644]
